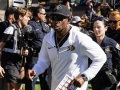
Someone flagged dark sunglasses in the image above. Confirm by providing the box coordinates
[109,20,120,24]
[40,13,46,15]
[51,15,67,21]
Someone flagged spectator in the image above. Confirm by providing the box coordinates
[100,2,111,18]
[71,16,90,35]
[85,0,97,21]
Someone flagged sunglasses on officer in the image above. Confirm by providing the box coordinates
[109,20,120,24]
[39,12,46,15]
[51,15,68,21]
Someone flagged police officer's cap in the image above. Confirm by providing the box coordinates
[51,4,70,18]
[5,7,16,17]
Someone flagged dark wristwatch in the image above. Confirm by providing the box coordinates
[81,74,88,81]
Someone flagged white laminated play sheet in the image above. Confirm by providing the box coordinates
[55,74,76,90]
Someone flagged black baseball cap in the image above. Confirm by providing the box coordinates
[5,7,16,17]
[51,4,70,18]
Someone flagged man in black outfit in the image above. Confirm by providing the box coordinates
[0,7,16,90]
[0,7,16,39]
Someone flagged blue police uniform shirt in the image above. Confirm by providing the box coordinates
[93,36,120,77]
[28,19,50,49]
[27,19,50,68]
[90,35,120,90]
[106,27,120,44]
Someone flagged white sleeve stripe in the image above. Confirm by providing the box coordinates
[4,26,14,35]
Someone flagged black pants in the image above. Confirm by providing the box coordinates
[25,71,49,90]
[0,78,7,90]
[90,77,116,90]
[39,71,50,90]
[24,56,49,90]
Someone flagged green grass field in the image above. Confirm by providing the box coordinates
[23,78,93,90]
[22,84,41,90]
[23,82,92,90]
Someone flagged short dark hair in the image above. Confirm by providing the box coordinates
[32,5,43,17]
[94,17,106,26]
[5,7,16,20]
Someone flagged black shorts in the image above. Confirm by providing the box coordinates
[1,52,23,84]
[5,68,22,84]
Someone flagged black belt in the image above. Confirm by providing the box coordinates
[3,48,20,54]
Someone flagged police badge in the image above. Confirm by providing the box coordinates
[68,45,75,51]
[116,43,120,50]
[105,46,110,53]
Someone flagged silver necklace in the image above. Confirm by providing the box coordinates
[56,32,68,48]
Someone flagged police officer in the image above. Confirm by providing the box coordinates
[25,6,50,90]
[106,11,120,43]
[106,11,120,87]
[90,18,120,90]
[0,7,31,90]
